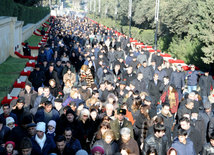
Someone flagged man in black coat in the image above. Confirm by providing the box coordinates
[148,73,163,105]
[199,71,214,102]
[29,64,45,91]
[142,123,169,155]
[170,65,185,101]
[44,65,60,87]
[123,66,137,85]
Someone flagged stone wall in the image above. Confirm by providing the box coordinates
[0,14,50,64]
[0,17,17,64]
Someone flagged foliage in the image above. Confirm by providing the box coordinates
[14,0,41,6]
[88,14,155,45]
[87,0,214,68]
[0,0,50,25]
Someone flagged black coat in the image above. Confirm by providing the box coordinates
[170,71,185,89]
[29,69,45,90]
[142,134,169,155]
[199,75,214,97]
[148,79,163,105]
[44,70,60,87]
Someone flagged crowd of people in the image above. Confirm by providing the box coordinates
[1,15,214,155]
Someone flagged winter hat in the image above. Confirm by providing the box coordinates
[6,117,15,125]
[204,101,211,109]
[5,141,15,148]
[91,145,105,154]
[48,120,56,128]
[36,122,46,132]
[66,108,76,116]
[75,149,88,155]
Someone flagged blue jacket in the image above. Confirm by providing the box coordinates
[171,138,196,155]
[31,134,56,155]
[185,70,199,86]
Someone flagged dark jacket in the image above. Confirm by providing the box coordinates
[171,138,196,155]
[19,89,37,109]
[170,71,185,89]
[199,75,214,97]
[31,134,56,155]
[93,139,119,155]
[137,66,153,81]
[34,107,60,124]
[142,134,169,155]
[29,69,45,90]
[185,70,199,86]
[202,143,214,155]
[148,79,163,105]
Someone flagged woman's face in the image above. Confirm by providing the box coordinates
[101,126,108,135]
[6,144,13,153]
[105,135,113,144]
[82,113,89,121]
[90,111,97,120]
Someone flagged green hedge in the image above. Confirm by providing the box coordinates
[88,14,155,45]
[0,0,50,25]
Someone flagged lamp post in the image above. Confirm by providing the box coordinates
[154,0,160,51]
[98,0,101,17]
[128,0,132,38]
[115,0,118,20]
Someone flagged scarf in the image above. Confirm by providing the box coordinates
[35,134,46,150]
[168,91,176,109]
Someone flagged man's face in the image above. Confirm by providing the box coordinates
[137,73,143,80]
[186,102,194,110]
[45,104,52,113]
[43,88,50,97]
[28,127,36,136]
[22,148,32,155]
[118,114,124,121]
[162,106,170,115]
[210,139,214,147]
[3,106,10,116]
[156,131,165,138]
[17,102,24,110]
[143,62,147,67]
[64,130,72,143]
[57,141,66,152]
[180,121,190,130]
[127,67,133,74]
[66,113,74,122]
[178,135,187,144]
[36,131,44,138]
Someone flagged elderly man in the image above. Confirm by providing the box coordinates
[119,127,140,155]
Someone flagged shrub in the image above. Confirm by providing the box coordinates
[0,0,50,25]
